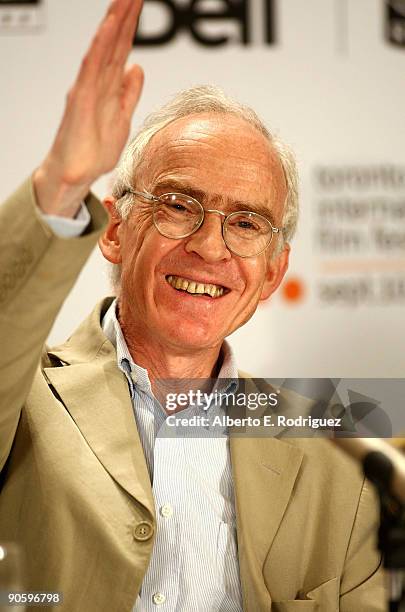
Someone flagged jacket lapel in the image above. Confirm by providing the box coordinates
[44,298,155,519]
[230,377,304,610]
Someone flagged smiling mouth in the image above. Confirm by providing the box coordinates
[166,275,228,298]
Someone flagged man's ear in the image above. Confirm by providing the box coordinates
[98,197,123,264]
[260,243,290,301]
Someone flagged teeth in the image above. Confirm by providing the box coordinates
[166,275,226,298]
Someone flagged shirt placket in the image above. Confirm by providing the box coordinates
[136,430,181,611]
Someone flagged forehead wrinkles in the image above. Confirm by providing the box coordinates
[142,139,277,188]
[147,121,272,164]
[151,148,269,192]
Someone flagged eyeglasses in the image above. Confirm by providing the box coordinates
[124,189,281,258]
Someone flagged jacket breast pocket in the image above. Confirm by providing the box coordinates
[272,577,339,612]
[272,603,317,611]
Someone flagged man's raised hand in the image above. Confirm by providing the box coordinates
[33,0,144,217]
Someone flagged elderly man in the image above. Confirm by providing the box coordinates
[0,1,385,610]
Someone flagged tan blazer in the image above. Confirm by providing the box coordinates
[0,179,385,611]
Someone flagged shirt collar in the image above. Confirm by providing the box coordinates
[102,298,239,401]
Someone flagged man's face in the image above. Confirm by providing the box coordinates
[102,113,289,351]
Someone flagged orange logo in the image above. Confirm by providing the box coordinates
[281,277,305,303]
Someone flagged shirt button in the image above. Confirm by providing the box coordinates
[152,592,166,605]
[159,504,173,518]
[133,521,154,541]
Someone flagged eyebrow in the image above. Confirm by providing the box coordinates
[152,179,278,226]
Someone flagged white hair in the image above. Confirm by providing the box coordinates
[109,85,299,290]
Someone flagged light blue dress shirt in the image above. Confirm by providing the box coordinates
[102,301,243,612]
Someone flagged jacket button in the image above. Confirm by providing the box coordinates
[133,521,154,541]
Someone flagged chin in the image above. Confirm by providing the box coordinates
[161,323,223,352]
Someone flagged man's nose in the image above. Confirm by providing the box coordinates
[184,212,232,263]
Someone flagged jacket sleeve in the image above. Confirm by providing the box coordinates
[0,177,107,470]
[340,479,387,611]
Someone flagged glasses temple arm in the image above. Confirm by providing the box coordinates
[124,189,159,202]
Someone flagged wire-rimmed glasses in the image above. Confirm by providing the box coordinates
[123,189,280,258]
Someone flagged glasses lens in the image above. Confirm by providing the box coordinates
[224,212,273,257]
[153,193,202,238]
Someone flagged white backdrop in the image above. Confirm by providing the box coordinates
[1,0,404,377]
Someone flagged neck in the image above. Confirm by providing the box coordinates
[117,301,224,410]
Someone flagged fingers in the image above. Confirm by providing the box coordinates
[110,0,143,69]
[77,0,140,86]
[76,14,116,85]
[102,0,139,68]
[122,64,144,121]
[103,0,143,94]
